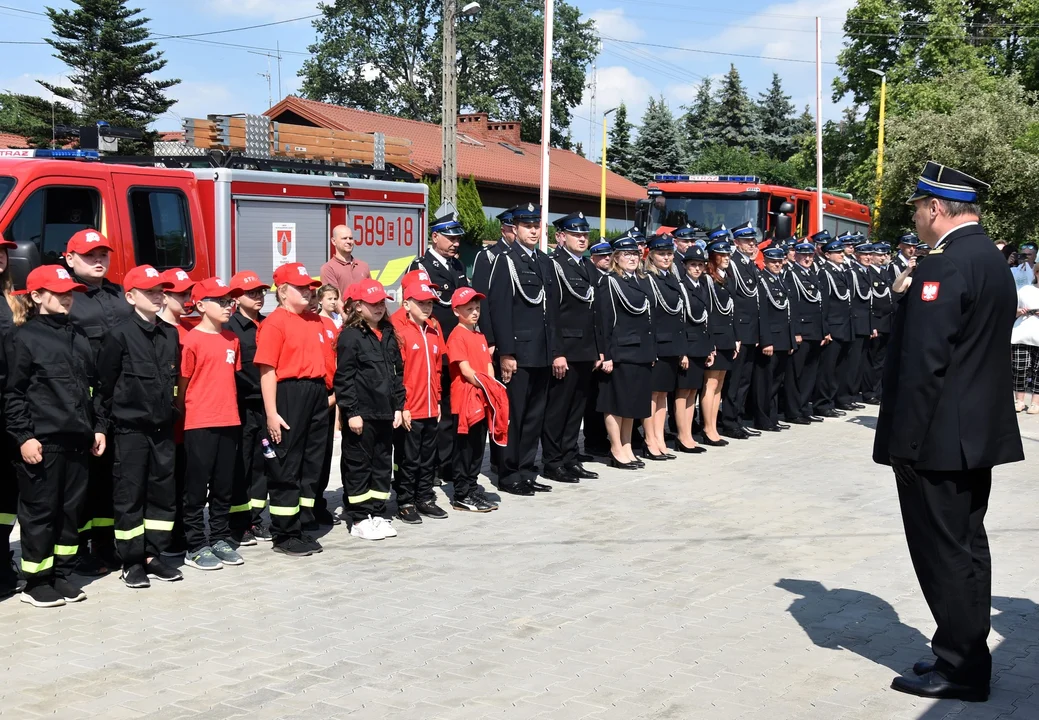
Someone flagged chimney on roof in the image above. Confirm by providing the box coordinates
[458,112,522,146]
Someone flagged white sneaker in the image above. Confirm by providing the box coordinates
[374,516,397,538]
[350,516,383,541]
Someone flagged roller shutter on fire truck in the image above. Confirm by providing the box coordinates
[235,200,328,282]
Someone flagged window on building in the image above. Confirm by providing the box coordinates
[128,188,194,270]
[3,185,101,264]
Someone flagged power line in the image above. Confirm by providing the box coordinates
[0,4,44,15]
[153,13,320,41]
[601,37,839,65]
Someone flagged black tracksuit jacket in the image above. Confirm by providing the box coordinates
[334,321,405,421]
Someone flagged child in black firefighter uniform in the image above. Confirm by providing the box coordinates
[4,266,107,607]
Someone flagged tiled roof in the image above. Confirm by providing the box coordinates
[158,130,184,142]
[0,132,30,148]
[266,96,645,203]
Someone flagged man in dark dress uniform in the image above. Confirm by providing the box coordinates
[471,207,517,331]
[541,212,599,484]
[719,222,762,439]
[751,247,796,431]
[890,232,919,279]
[408,213,471,484]
[583,241,613,456]
[782,242,826,424]
[840,240,874,408]
[487,203,561,496]
[862,243,895,404]
[875,162,1023,702]
[813,239,853,417]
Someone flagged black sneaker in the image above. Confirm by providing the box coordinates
[73,553,110,577]
[272,538,313,557]
[301,535,323,553]
[20,584,65,608]
[416,500,448,519]
[397,505,422,524]
[250,524,273,542]
[314,509,341,526]
[53,577,87,602]
[474,487,499,509]
[451,492,494,513]
[236,529,257,547]
[121,564,151,589]
[145,558,183,582]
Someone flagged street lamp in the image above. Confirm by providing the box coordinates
[600,107,618,238]
[441,0,481,211]
[867,68,886,230]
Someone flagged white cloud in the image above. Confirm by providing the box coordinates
[569,65,655,159]
[160,81,253,130]
[589,8,644,43]
[204,0,319,20]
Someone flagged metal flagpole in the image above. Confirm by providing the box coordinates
[538,0,555,251]
[815,16,824,233]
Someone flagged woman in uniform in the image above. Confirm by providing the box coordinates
[701,241,738,447]
[643,233,686,461]
[595,236,656,470]
[674,245,715,453]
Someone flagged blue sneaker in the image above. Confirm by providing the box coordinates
[211,540,244,566]
[184,546,223,571]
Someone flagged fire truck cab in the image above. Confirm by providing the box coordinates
[0,149,427,303]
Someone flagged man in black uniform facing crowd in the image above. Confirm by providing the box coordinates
[874,161,1023,702]
[720,222,762,439]
[782,242,826,424]
[862,243,894,404]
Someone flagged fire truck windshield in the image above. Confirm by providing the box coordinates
[647,194,765,239]
[0,177,12,206]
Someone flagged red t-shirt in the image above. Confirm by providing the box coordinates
[447,325,492,420]
[253,308,327,380]
[319,315,339,391]
[181,328,242,430]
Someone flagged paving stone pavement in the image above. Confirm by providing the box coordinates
[1,408,1037,720]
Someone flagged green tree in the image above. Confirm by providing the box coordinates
[631,96,683,185]
[711,64,758,149]
[690,144,810,188]
[789,106,875,199]
[679,78,715,162]
[40,0,178,133]
[756,73,798,160]
[606,102,635,179]
[0,92,78,147]
[456,175,486,246]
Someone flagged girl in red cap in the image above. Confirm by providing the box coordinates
[335,278,405,540]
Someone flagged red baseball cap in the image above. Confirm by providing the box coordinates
[25,265,87,294]
[230,270,268,292]
[399,269,439,290]
[159,268,195,293]
[123,265,173,292]
[403,282,438,302]
[191,277,243,304]
[354,278,389,304]
[451,287,485,308]
[66,229,114,255]
[272,263,321,288]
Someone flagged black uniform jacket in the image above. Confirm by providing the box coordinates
[596,272,656,365]
[869,266,895,334]
[67,277,133,358]
[94,313,179,433]
[818,261,852,343]
[679,275,714,358]
[0,297,13,338]
[487,242,560,368]
[785,263,825,342]
[647,270,687,359]
[549,248,598,363]
[757,271,796,352]
[334,321,405,421]
[471,238,508,296]
[728,252,761,345]
[848,262,874,338]
[706,274,737,351]
[409,251,470,341]
[3,313,106,447]
[873,224,1024,471]
[228,311,265,404]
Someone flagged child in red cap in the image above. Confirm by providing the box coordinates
[252,263,327,556]
[178,278,244,571]
[94,265,182,588]
[4,266,107,607]
[389,277,447,524]
[335,278,405,540]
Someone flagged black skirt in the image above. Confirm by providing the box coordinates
[677,355,708,390]
[709,347,736,373]
[597,361,653,419]
[651,355,680,393]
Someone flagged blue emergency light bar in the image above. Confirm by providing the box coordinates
[652,174,760,183]
[0,149,100,160]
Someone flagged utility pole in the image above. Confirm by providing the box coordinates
[441,1,480,210]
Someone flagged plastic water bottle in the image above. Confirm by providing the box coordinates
[261,439,276,460]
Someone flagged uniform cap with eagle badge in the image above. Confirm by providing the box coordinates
[647,232,675,252]
[762,247,786,261]
[906,161,990,205]
[707,240,734,256]
[681,245,708,263]
[854,242,874,255]
[823,239,846,254]
[510,203,541,224]
[552,211,591,234]
[730,221,756,241]
[496,207,515,227]
[707,224,731,241]
[794,242,816,254]
[672,223,699,241]
[810,229,833,245]
[872,243,892,255]
[897,232,920,247]
[430,212,465,237]
[589,241,612,256]
[66,229,114,254]
[123,265,174,292]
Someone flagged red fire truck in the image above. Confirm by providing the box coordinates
[0,148,428,303]
[636,174,872,240]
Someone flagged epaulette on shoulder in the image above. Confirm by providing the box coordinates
[927,246,945,256]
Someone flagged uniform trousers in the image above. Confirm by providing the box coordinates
[499,365,549,487]
[0,438,17,563]
[895,464,993,689]
[112,430,176,566]
[863,334,889,402]
[84,450,115,544]
[170,441,187,553]
[838,336,867,404]
[265,378,328,542]
[394,418,438,507]
[814,339,849,413]
[305,402,336,525]
[541,360,593,473]
[341,418,392,524]
[183,426,237,552]
[721,348,754,431]
[453,419,487,501]
[233,402,268,530]
[436,363,457,481]
[751,348,788,430]
[783,340,821,420]
[582,373,608,451]
[17,442,89,588]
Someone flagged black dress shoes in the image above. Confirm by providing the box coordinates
[890,672,989,702]
[542,468,579,484]
[861,397,881,405]
[566,463,599,479]
[816,409,840,418]
[702,436,728,447]
[498,482,534,496]
[913,661,934,676]
[774,422,790,430]
[806,415,824,423]
[720,428,750,440]
[757,425,782,432]
[742,426,761,437]
[608,454,639,470]
[787,417,812,425]
[836,403,857,411]
[675,443,706,454]
[528,480,552,492]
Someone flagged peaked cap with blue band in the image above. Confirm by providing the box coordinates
[553,211,591,233]
[511,202,541,223]
[496,207,515,226]
[589,241,612,255]
[708,240,734,255]
[730,221,756,240]
[430,213,465,236]
[618,227,646,244]
[896,232,919,247]
[707,224,730,240]
[673,223,698,240]
[872,243,891,254]
[612,236,639,251]
[906,161,990,205]
[823,239,845,253]
[794,242,815,254]
[647,232,675,251]
[811,230,832,244]
[762,247,785,260]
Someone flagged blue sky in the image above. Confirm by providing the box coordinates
[0,0,857,160]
